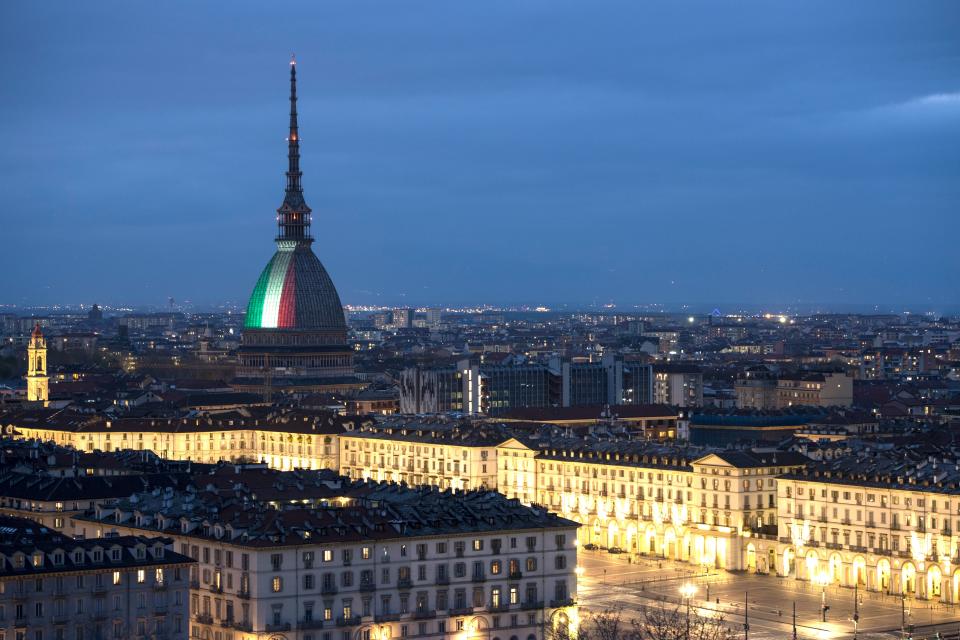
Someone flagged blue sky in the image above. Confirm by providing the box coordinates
[1,1,958,311]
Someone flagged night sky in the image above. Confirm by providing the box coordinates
[2,1,958,312]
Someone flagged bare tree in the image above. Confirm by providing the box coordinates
[548,603,738,640]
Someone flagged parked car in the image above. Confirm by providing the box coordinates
[583,543,599,551]
[607,546,624,554]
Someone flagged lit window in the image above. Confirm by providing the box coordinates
[272,576,282,592]
[113,571,121,585]
[137,569,145,584]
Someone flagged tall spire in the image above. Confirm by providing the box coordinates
[277,54,312,243]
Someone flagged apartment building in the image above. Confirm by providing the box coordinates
[0,471,190,532]
[776,453,960,602]
[74,472,579,640]
[0,515,193,639]
[338,419,509,490]
[5,407,361,471]
[652,364,703,408]
[497,436,806,571]
[776,372,853,408]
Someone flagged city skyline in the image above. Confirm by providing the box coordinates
[2,1,958,309]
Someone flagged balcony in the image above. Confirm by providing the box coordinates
[435,575,450,586]
[850,545,867,553]
[397,577,413,589]
[521,600,545,611]
[550,598,576,608]
[321,584,338,595]
[208,584,224,594]
[14,617,28,628]
[508,571,523,580]
[189,579,200,590]
[153,581,168,591]
[52,613,70,624]
[236,590,251,600]
[487,603,510,613]
[195,613,214,625]
[153,605,168,616]
[375,613,402,623]
[471,574,486,583]
[298,620,325,630]
[413,609,437,620]
[450,606,474,616]
[826,542,842,550]
[336,616,361,627]
[265,622,291,632]
[92,584,108,594]
[233,621,253,632]
[876,548,892,556]
[359,582,377,592]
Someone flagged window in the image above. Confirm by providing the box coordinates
[112,572,121,585]
[271,553,283,570]
[323,550,333,563]
[361,547,371,560]
[137,570,145,584]
[272,576,283,593]
[473,540,483,551]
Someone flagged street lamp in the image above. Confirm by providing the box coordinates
[679,583,697,639]
[816,571,830,622]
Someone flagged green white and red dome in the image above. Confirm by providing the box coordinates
[243,58,346,334]
[244,245,346,330]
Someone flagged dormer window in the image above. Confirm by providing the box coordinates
[74,551,84,564]
[111,548,121,561]
[93,550,103,562]
[32,552,43,568]
[53,552,64,565]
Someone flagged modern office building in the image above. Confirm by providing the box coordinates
[399,356,651,416]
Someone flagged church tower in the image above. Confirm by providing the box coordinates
[26,323,49,406]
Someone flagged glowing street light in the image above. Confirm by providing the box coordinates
[680,583,697,639]
[816,571,831,621]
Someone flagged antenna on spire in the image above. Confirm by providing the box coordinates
[277,55,311,243]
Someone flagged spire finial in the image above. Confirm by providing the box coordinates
[278,55,311,243]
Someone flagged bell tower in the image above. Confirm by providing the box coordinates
[26,323,49,406]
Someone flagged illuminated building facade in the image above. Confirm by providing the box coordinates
[77,478,579,640]
[776,458,960,602]
[339,420,509,490]
[26,323,49,405]
[234,59,361,397]
[6,408,354,471]
[498,438,806,571]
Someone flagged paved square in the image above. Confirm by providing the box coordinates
[578,550,960,639]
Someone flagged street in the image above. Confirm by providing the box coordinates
[577,549,960,639]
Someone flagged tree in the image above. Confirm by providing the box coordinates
[549,602,739,640]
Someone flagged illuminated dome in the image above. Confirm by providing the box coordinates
[233,58,360,397]
[244,244,346,330]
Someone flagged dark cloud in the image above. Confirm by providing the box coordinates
[1,0,958,310]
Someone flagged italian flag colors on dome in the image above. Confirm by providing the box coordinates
[245,250,297,329]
